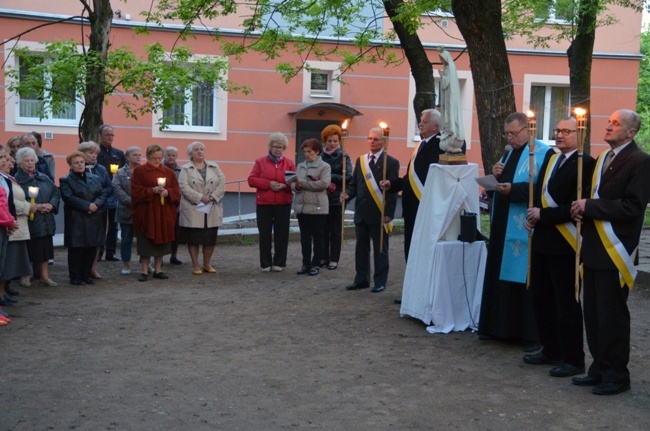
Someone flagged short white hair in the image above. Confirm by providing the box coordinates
[15,147,37,165]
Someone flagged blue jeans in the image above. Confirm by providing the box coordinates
[120,223,134,263]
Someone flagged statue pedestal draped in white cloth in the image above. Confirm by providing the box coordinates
[400,164,487,333]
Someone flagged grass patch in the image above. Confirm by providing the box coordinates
[645,206,650,227]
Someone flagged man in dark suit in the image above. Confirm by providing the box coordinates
[524,117,595,377]
[344,127,400,293]
[571,109,650,395]
[381,109,444,261]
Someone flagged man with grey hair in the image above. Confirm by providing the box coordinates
[381,108,444,261]
[570,109,650,395]
[164,146,183,265]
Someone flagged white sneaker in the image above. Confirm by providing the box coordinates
[271,266,283,272]
[261,267,271,272]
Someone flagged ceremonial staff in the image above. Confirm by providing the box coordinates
[340,119,349,246]
[574,107,587,301]
[526,111,536,289]
[379,122,390,251]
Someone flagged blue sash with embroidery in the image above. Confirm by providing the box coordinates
[499,140,551,283]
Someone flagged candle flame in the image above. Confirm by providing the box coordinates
[379,122,388,129]
[574,107,587,118]
[526,110,535,119]
[341,119,349,130]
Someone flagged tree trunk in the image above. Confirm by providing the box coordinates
[79,0,112,142]
[383,0,436,122]
[567,0,598,155]
[452,0,517,173]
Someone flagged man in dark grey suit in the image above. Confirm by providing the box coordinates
[344,127,400,293]
[525,117,595,377]
[571,109,650,395]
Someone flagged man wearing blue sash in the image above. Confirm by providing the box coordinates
[524,117,595,377]
[478,112,554,349]
[343,128,400,293]
[571,109,650,395]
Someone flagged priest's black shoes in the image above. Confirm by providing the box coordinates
[346,282,369,290]
[571,375,601,386]
[549,363,585,377]
[522,352,562,365]
[371,285,385,293]
[592,382,630,395]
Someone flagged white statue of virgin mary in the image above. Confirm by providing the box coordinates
[438,48,465,153]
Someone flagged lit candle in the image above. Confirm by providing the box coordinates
[110,164,119,174]
[526,110,536,145]
[157,177,166,205]
[28,186,39,220]
[379,122,390,138]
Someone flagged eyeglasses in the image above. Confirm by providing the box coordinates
[502,126,527,139]
[552,129,577,137]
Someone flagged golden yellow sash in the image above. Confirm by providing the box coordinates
[407,141,425,201]
[540,153,577,251]
[360,154,393,234]
[591,151,637,288]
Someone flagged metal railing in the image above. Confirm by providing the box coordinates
[226,178,248,228]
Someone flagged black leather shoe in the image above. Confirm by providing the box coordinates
[371,285,385,293]
[297,265,309,275]
[83,278,96,285]
[170,257,183,265]
[522,352,561,365]
[0,297,14,306]
[70,279,85,286]
[549,363,585,377]
[153,272,169,280]
[346,282,370,290]
[138,274,148,282]
[524,342,542,353]
[592,382,630,395]
[571,375,601,386]
[308,267,320,276]
[105,255,120,262]
[2,294,17,304]
[5,286,19,296]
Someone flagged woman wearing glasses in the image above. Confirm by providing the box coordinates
[248,133,296,272]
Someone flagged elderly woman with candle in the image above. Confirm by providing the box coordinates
[130,144,180,282]
[319,124,352,270]
[248,133,296,272]
[112,146,142,275]
[14,147,60,287]
[178,142,226,275]
[59,151,107,285]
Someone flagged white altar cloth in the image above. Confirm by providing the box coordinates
[400,164,485,333]
[400,241,486,333]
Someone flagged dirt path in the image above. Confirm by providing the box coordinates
[1,235,649,430]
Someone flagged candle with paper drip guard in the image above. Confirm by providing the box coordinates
[110,164,119,174]
[28,186,39,221]
[157,177,166,205]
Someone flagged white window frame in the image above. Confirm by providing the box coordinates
[302,61,341,103]
[152,55,228,140]
[309,70,333,96]
[534,0,573,24]
[523,74,571,146]
[5,41,82,128]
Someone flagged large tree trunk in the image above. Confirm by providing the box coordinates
[452,0,517,173]
[79,0,112,142]
[383,0,436,122]
[568,0,598,155]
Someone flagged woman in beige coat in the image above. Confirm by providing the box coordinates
[178,141,226,274]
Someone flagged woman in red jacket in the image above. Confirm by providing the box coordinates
[248,133,296,272]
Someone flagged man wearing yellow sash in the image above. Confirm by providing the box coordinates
[381,109,446,261]
[571,109,650,395]
[343,128,400,293]
[524,117,595,378]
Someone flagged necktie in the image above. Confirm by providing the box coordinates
[369,155,376,168]
[551,154,565,178]
[602,150,614,173]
